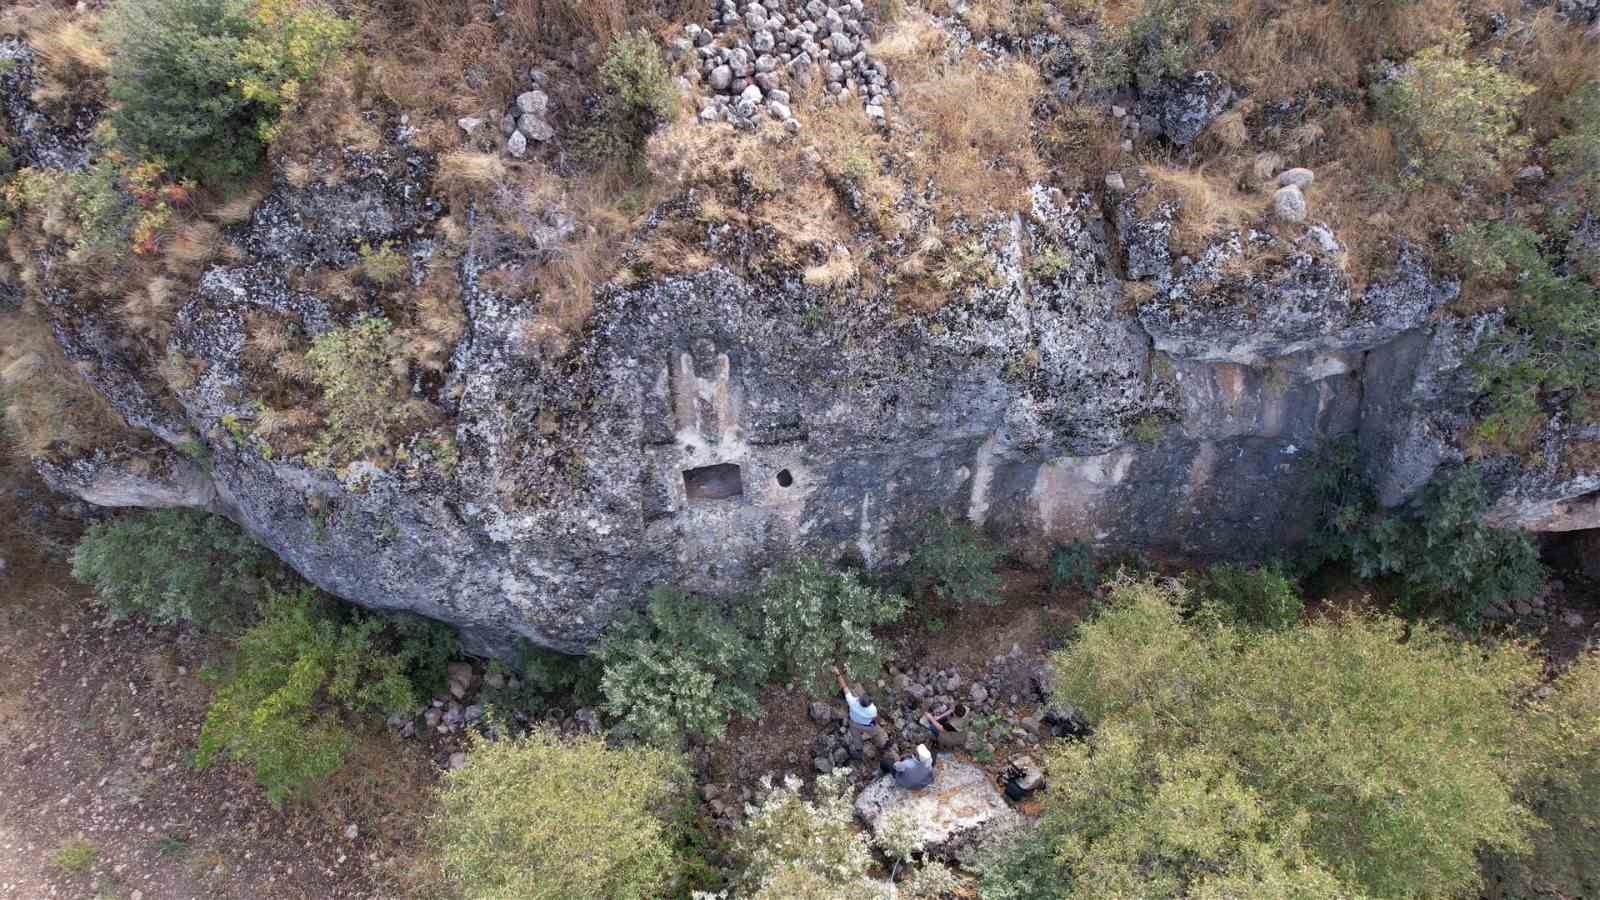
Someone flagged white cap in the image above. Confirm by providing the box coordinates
[915,744,932,765]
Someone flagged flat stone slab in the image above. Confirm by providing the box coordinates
[854,759,1019,859]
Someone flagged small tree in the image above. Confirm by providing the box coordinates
[1045,575,1549,898]
[1378,35,1535,187]
[105,0,353,180]
[72,508,273,630]
[589,29,678,164]
[746,559,906,696]
[1309,444,1544,626]
[595,587,768,744]
[903,514,1003,606]
[432,730,689,900]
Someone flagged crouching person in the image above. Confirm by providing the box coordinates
[879,744,936,789]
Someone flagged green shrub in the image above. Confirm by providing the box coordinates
[1446,221,1544,288]
[481,640,602,718]
[105,0,353,181]
[904,514,1003,606]
[358,240,408,287]
[595,587,768,744]
[196,587,456,805]
[72,508,274,630]
[587,29,678,165]
[1045,575,1547,898]
[733,773,874,898]
[1309,442,1544,626]
[1090,0,1226,88]
[1377,35,1535,188]
[746,558,906,697]
[48,839,96,875]
[1468,236,1600,433]
[1047,541,1099,592]
[902,860,963,899]
[976,826,1069,900]
[1551,80,1600,202]
[1192,562,1302,630]
[305,315,416,466]
[432,729,690,900]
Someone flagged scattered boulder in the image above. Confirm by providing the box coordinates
[809,701,839,724]
[506,130,528,158]
[457,116,483,134]
[515,90,549,117]
[1273,184,1307,223]
[855,759,1020,859]
[1277,167,1315,189]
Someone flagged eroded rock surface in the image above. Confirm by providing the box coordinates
[855,759,1019,860]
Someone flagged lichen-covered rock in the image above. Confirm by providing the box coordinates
[1145,70,1234,147]
[854,759,1019,860]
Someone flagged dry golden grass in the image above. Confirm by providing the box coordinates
[1,6,109,108]
[1139,164,1261,254]
[402,270,467,372]
[891,43,1042,218]
[163,221,225,278]
[804,250,860,287]
[117,276,177,343]
[0,309,127,459]
[435,151,508,211]
[1217,0,1463,100]
[1500,9,1600,142]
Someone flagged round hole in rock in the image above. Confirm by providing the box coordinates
[776,469,794,488]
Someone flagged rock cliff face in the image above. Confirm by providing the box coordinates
[7,39,1596,656]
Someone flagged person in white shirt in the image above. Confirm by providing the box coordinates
[833,666,887,755]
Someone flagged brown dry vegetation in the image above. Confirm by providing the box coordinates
[0,307,128,459]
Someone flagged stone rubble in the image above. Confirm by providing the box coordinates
[680,0,893,131]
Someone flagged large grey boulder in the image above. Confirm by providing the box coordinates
[855,760,1019,860]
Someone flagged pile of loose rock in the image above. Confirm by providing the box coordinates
[680,0,892,129]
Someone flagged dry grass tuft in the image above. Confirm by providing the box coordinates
[2,6,110,108]
[0,309,127,458]
[435,152,508,210]
[1140,165,1261,253]
[163,221,224,278]
[893,48,1042,217]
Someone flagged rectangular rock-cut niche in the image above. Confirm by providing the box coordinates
[683,462,744,501]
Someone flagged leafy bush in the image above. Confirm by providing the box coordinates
[904,514,1003,606]
[1090,0,1226,88]
[746,558,906,696]
[1377,35,1535,187]
[902,861,963,899]
[196,587,456,805]
[1192,562,1302,630]
[105,0,353,180]
[1044,575,1547,897]
[1309,442,1544,625]
[595,587,767,744]
[975,826,1069,900]
[432,729,690,900]
[1551,80,1600,203]
[481,640,603,718]
[1047,541,1099,592]
[733,773,874,899]
[1466,232,1600,437]
[72,508,274,630]
[305,315,416,466]
[587,29,677,164]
